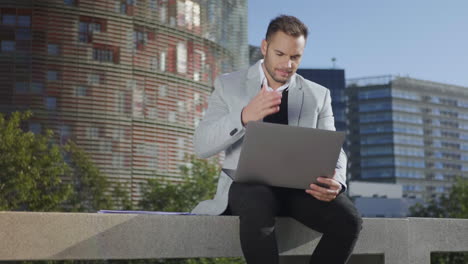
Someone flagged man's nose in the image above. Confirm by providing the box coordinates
[283,58,293,68]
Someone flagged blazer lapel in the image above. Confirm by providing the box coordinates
[288,75,304,126]
[245,60,262,99]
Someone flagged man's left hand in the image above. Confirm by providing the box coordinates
[305,176,342,202]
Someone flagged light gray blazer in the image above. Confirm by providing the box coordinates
[191,60,347,215]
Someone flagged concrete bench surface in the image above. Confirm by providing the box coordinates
[0,212,467,264]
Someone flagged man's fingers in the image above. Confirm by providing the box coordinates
[261,106,280,117]
[310,183,339,194]
[305,189,335,202]
[261,81,268,93]
[317,177,341,190]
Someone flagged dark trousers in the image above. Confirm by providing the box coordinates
[226,182,363,264]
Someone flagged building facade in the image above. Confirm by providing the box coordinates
[297,69,347,132]
[0,0,248,200]
[347,76,468,200]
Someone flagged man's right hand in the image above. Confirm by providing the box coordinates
[241,82,282,125]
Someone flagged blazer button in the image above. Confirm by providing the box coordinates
[230,128,238,136]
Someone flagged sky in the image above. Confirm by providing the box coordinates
[248,0,468,87]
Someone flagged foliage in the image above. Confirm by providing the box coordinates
[139,155,219,212]
[63,141,113,211]
[410,177,468,263]
[0,111,71,211]
[0,111,131,212]
[410,177,468,218]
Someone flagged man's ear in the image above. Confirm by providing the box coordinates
[261,39,268,57]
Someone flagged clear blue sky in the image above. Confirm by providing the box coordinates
[248,0,468,87]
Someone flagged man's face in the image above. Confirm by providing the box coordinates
[261,31,306,88]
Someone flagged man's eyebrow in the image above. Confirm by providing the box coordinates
[274,49,301,58]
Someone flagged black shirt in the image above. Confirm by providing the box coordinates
[263,89,288,125]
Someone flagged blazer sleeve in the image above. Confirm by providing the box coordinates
[193,76,246,158]
[317,89,348,191]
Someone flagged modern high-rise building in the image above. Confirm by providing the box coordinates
[249,45,262,66]
[0,0,248,201]
[347,76,468,200]
[297,69,347,132]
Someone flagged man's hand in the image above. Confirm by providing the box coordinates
[241,82,282,125]
[306,174,342,202]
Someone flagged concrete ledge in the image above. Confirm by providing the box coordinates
[0,212,467,264]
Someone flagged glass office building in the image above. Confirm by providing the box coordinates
[0,0,248,200]
[347,76,468,200]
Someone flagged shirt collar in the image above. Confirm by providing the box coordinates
[258,59,290,93]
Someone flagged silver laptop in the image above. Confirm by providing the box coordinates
[227,121,345,190]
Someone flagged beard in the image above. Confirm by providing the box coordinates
[264,58,292,85]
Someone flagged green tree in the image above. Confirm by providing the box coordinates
[139,155,219,212]
[0,111,71,211]
[0,111,131,213]
[410,177,468,264]
[64,141,113,212]
[139,155,245,264]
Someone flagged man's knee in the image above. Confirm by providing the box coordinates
[228,182,277,217]
[335,206,363,237]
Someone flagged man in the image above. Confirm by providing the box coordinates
[192,15,362,264]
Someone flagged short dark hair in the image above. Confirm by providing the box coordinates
[265,15,308,41]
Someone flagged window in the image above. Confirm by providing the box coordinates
[177,138,186,160]
[75,86,87,96]
[48,44,60,55]
[394,146,424,157]
[160,51,166,71]
[168,111,176,122]
[45,97,57,110]
[159,0,167,23]
[392,90,420,101]
[358,89,390,100]
[361,135,393,145]
[2,14,16,25]
[133,30,148,50]
[29,122,42,134]
[64,0,76,6]
[16,28,31,40]
[31,82,44,94]
[86,127,99,139]
[118,0,135,15]
[60,125,71,145]
[78,17,106,43]
[361,146,393,156]
[117,91,126,113]
[1,40,15,52]
[88,73,100,84]
[396,169,424,179]
[15,82,28,93]
[359,102,391,112]
[150,0,157,9]
[112,154,124,167]
[17,15,30,27]
[176,42,187,73]
[159,85,167,97]
[176,0,200,30]
[362,157,393,168]
[47,70,59,81]
[100,141,112,153]
[92,47,117,63]
[150,57,158,71]
[361,169,394,179]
